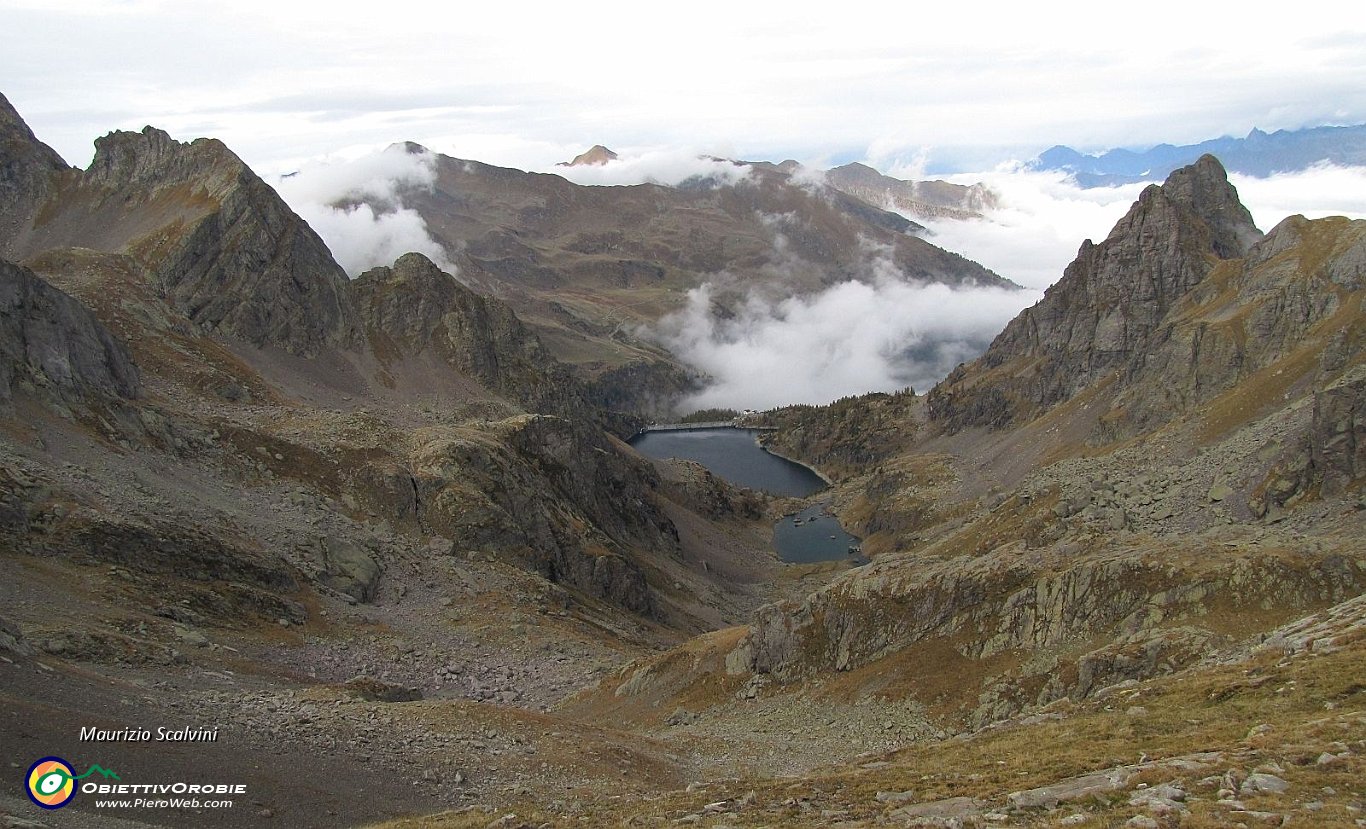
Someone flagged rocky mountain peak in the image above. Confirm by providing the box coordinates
[0,96,356,357]
[928,155,1265,430]
[1149,153,1262,258]
[88,126,182,185]
[559,145,618,167]
[352,252,463,347]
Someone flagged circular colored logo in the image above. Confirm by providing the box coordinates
[26,757,77,810]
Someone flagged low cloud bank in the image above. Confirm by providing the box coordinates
[274,146,457,277]
[1228,163,1366,231]
[546,149,753,188]
[652,275,1037,412]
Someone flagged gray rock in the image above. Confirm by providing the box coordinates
[665,707,699,726]
[320,537,381,604]
[1241,772,1290,796]
[888,796,982,823]
[0,614,33,656]
[928,155,1262,431]
[173,625,210,648]
[0,260,141,404]
[0,92,68,244]
[1008,767,1132,809]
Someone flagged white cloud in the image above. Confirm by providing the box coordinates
[273,145,458,277]
[1229,163,1366,229]
[544,149,754,188]
[651,273,1037,412]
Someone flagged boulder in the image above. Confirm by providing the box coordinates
[320,537,381,603]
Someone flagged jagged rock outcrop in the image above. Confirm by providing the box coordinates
[1099,213,1365,438]
[754,389,922,480]
[929,155,1263,431]
[1,115,355,356]
[0,613,32,656]
[0,259,140,403]
[352,252,587,417]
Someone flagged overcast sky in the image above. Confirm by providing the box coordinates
[3,0,1364,177]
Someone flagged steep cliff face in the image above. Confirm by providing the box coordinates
[929,155,1263,431]
[0,97,732,629]
[0,259,140,404]
[2,120,355,355]
[1100,213,1364,439]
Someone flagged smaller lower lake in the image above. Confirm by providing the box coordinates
[772,504,865,565]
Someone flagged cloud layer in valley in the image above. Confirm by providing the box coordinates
[273,146,457,277]
[652,275,1037,413]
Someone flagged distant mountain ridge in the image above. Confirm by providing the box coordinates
[1033,123,1366,186]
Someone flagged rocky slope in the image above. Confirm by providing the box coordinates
[4,92,1363,829]
[0,93,70,242]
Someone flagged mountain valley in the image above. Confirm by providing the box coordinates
[1,90,1363,829]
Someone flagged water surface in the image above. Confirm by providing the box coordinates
[772,504,865,564]
[628,427,826,497]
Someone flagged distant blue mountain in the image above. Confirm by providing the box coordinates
[1032,124,1366,187]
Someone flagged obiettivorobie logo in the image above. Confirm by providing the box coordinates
[25,756,120,810]
[24,755,245,812]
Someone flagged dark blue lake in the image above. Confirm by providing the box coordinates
[628,427,826,497]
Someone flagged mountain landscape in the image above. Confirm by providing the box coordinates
[1034,123,1366,186]
[321,142,1010,418]
[1,83,1364,829]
